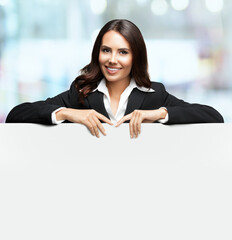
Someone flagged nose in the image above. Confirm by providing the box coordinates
[109,52,118,64]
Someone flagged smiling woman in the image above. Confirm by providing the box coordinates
[98,31,133,116]
[99,31,133,83]
[99,36,131,81]
[5,19,224,138]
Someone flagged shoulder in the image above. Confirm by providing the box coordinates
[69,80,77,91]
[150,81,166,91]
[68,80,82,98]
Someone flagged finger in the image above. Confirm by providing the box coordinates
[93,115,107,136]
[138,115,142,135]
[88,117,100,138]
[134,113,142,138]
[132,113,139,138]
[130,111,142,138]
[96,112,114,125]
[85,120,96,136]
[130,111,140,138]
[129,115,136,139]
[115,114,132,127]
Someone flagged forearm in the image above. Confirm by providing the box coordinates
[55,108,68,121]
[55,108,83,123]
[159,107,168,119]
[142,108,168,123]
[166,104,224,124]
[6,102,60,124]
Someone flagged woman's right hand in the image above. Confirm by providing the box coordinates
[56,108,113,138]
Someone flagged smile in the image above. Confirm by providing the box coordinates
[105,66,121,74]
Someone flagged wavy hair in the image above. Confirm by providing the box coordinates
[75,19,151,103]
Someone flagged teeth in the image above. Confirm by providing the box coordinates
[107,67,120,71]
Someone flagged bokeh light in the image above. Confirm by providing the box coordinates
[171,0,189,11]
[151,0,168,16]
[205,0,224,13]
[90,0,107,15]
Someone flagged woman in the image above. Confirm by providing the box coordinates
[6,19,224,138]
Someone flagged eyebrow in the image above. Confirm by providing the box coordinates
[101,45,130,51]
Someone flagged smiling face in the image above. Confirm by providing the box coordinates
[98,30,133,85]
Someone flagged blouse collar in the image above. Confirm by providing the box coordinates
[92,78,155,94]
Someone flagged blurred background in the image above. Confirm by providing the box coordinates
[0,0,231,122]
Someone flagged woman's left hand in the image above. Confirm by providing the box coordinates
[115,109,167,138]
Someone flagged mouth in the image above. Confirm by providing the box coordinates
[105,66,122,74]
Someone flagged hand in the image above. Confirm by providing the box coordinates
[56,109,113,138]
[115,109,167,138]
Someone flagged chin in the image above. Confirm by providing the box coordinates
[105,75,123,81]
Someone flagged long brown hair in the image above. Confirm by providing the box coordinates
[75,19,151,102]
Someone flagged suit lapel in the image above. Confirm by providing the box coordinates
[125,88,147,115]
[87,88,147,119]
[87,91,110,119]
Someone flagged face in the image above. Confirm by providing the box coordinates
[99,30,133,85]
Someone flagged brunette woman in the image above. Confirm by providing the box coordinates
[6,19,224,138]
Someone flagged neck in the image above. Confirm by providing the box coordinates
[106,78,130,98]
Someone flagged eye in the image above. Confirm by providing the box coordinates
[101,48,110,53]
[120,50,128,55]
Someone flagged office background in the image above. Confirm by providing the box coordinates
[0,0,231,123]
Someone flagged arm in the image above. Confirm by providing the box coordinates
[115,108,168,138]
[55,108,113,137]
[160,84,224,124]
[6,90,71,125]
[6,82,113,137]
[6,81,83,124]
[116,82,224,138]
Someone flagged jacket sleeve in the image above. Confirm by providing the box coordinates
[159,84,224,124]
[5,82,78,125]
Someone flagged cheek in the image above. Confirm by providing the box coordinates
[120,56,133,69]
[99,53,107,65]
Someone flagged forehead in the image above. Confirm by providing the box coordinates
[101,30,131,49]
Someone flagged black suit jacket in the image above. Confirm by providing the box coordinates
[5,81,224,124]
